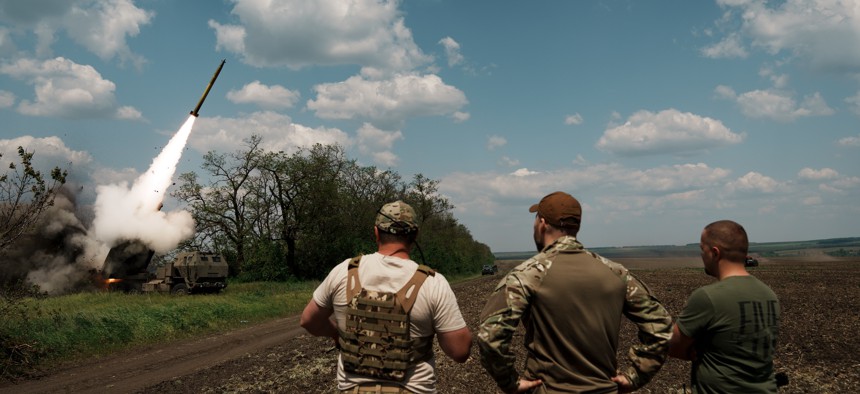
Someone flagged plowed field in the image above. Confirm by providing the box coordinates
[3,257,858,393]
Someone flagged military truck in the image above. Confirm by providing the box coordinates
[101,242,228,294]
[142,251,229,294]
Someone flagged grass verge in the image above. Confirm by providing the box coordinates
[0,281,316,379]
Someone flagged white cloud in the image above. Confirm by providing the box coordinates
[833,176,860,189]
[0,0,153,68]
[442,162,732,204]
[487,135,506,151]
[701,33,748,58]
[307,73,467,126]
[439,36,464,67]
[226,81,301,109]
[0,135,93,182]
[713,0,860,75]
[846,91,860,116]
[727,171,783,194]
[0,89,14,107]
[0,27,15,55]
[596,108,744,156]
[116,106,141,120]
[499,156,519,167]
[714,85,736,99]
[719,87,835,121]
[798,167,839,180]
[759,65,789,88]
[626,163,732,193]
[209,0,430,72]
[189,111,350,154]
[837,134,860,147]
[511,168,539,177]
[564,113,584,125]
[356,123,402,166]
[0,57,141,120]
[451,111,470,123]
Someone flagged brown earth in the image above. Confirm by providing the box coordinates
[1,257,858,394]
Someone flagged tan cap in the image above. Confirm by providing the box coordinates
[376,200,419,234]
[529,191,582,229]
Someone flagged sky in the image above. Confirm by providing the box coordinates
[0,0,858,254]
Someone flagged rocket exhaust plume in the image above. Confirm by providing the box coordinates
[91,116,196,253]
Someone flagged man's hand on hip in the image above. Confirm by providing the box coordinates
[505,378,542,393]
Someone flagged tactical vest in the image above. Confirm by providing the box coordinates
[338,255,436,381]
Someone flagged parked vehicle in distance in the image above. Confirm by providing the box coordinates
[482,264,498,275]
[745,256,759,267]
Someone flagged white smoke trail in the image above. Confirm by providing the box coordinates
[91,116,198,253]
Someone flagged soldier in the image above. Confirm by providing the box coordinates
[477,191,673,393]
[300,200,472,394]
[669,220,781,393]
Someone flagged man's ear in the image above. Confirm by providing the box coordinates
[373,226,380,242]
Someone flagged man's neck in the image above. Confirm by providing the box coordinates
[718,261,750,280]
[378,244,410,259]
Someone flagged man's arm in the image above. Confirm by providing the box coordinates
[668,323,696,360]
[477,260,544,394]
[300,299,338,339]
[619,272,673,390]
[437,327,472,363]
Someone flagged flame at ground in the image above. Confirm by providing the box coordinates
[91,115,198,254]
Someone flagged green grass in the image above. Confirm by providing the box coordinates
[0,281,317,373]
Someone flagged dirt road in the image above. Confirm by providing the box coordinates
[0,316,307,394]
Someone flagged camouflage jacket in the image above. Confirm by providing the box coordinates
[477,236,672,393]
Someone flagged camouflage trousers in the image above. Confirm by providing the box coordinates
[340,382,412,394]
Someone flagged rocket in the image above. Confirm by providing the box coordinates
[190,59,226,117]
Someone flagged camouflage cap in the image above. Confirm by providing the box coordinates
[529,191,582,229]
[376,200,419,234]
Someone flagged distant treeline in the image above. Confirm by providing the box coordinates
[172,136,494,281]
[495,237,860,260]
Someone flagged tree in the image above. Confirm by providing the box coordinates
[0,147,67,254]
[172,136,264,275]
[175,136,494,281]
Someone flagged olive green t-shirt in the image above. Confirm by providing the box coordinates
[677,276,780,394]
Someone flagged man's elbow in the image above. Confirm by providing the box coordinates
[450,344,471,363]
[440,328,473,363]
[299,301,321,333]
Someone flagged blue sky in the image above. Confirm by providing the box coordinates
[1,0,858,253]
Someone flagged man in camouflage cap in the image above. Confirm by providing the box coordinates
[301,200,472,394]
[477,191,673,393]
[375,200,419,234]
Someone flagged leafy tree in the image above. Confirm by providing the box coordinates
[174,136,494,281]
[172,136,265,275]
[0,147,67,255]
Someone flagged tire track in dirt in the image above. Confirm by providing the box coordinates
[0,316,305,394]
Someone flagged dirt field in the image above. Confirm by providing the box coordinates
[2,257,857,393]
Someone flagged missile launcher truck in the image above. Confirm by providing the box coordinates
[142,251,228,294]
[102,243,228,294]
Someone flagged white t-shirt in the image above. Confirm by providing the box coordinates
[312,252,467,394]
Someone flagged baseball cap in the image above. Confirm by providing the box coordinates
[529,191,582,229]
[376,200,419,234]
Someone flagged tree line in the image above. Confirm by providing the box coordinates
[172,135,494,281]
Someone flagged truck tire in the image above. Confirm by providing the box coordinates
[171,283,189,295]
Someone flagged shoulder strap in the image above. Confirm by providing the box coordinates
[345,255,363,301]
[396,264,435,313]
